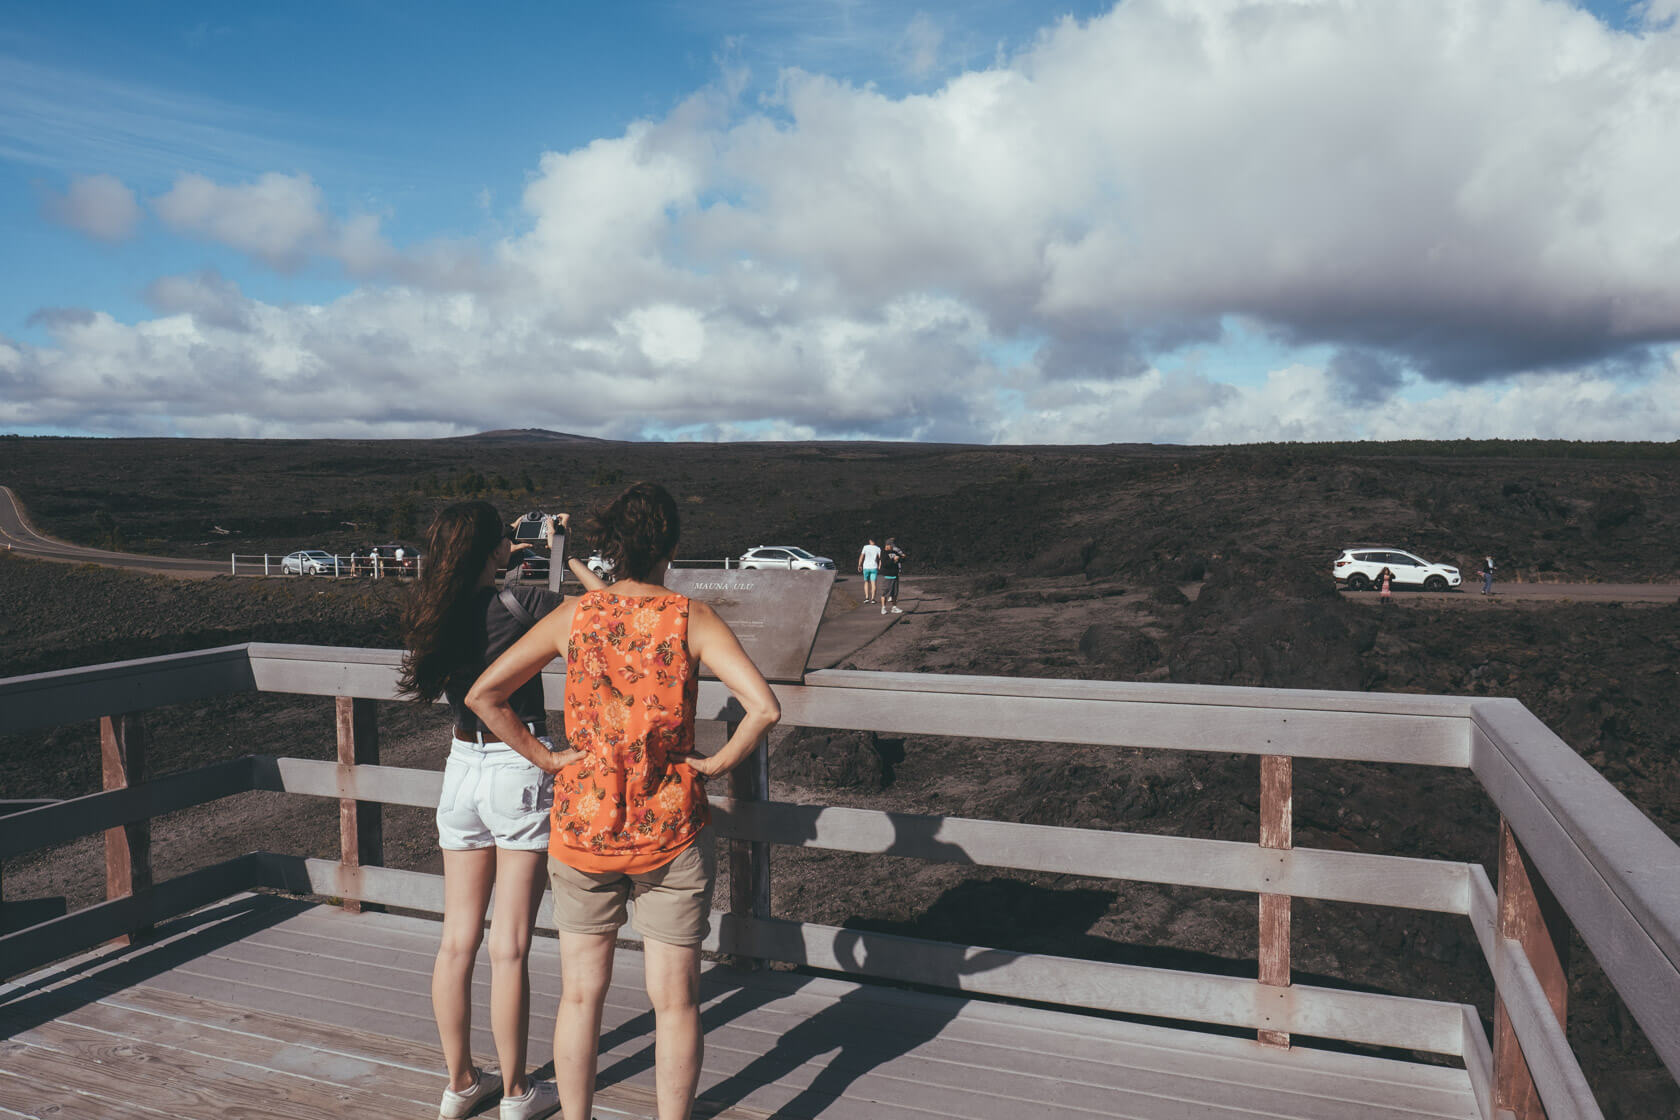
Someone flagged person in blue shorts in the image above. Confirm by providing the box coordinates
[857,538,882,603]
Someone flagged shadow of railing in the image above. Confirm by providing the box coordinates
[0,893,313,1036]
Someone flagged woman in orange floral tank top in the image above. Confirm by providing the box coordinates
[468,482,779,1120]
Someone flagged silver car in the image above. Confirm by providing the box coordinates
[737,545,836,571]
[282,549,342,576]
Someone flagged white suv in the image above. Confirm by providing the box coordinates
[737,545,836,571]
[1333,547,1460,591]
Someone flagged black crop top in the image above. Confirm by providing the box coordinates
[443,585,561,735]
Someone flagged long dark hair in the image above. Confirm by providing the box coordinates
[585,481,680,582]
[398,500,504,702]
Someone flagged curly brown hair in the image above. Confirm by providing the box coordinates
[398,500,505,702]
[583,481,680,582]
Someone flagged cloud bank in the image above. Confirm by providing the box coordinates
[8,0,1680,441]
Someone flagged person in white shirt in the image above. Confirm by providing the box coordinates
[857,539,882,604]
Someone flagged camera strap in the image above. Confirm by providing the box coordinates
[498,587,538,631]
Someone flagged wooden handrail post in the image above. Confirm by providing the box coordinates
[1258,754,1292,1048]
[1493,817,1570,1119]
[726,724,772,969]
[101,713,153,944]
[336,696,382,914]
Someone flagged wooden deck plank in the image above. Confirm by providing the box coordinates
[277,903,1476,1093]
[6,896,1480,1120]
[235,915,1476,1114]
[1,991,440,1108]
[0,1015,436,1120]
[143,952,1275,1119]
[147,924,1473,1119]
[0,1060,181,1120]
[0,893,312,1006]
[210,906,1479,1117]
[2,981,772,1120]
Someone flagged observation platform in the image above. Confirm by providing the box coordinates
[3,642,1677,1119]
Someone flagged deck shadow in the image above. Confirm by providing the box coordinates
[0,893,315,1037]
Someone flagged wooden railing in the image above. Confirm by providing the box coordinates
[3,644,1678,1120]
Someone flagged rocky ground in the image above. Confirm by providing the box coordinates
[3,435,1678,587]
[2,437,1677,1117]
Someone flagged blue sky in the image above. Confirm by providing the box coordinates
[2,0,1677,443]
[1,1,1110,335]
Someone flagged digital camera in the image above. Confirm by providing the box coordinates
[512,511,557,542]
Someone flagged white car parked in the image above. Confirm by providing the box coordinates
[737,545,836,571]
[1333,547,1460,591]
[282,549,342,576]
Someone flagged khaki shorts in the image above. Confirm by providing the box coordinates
[548,830,716,947]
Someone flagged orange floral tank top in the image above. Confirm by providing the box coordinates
[551,590,707,873]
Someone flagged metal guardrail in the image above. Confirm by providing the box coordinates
[224,555,747,578]
[227,553,422,579]
[3,645,1676,1119]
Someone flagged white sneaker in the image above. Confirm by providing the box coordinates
[500,1079,559,1120]
[890,606,902,613]
[440,1069,501,1119]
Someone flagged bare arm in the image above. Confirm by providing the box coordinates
[545,511,608,592]
[681,601,780,778]
[568,556,608,592]
[465,604,586,774]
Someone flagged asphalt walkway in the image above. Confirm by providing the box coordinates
[805,576,921,671]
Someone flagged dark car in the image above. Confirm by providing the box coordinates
[506,551,549,582]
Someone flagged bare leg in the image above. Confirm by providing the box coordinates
[489,848,549,1098]
[555,931,616,1120]
[643,938,703,1120]
[435,848,496,1092]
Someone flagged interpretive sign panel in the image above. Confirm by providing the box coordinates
[664,569,835,683]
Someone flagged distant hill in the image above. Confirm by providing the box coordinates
[450,428,610,443]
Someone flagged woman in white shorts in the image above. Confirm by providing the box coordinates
[400,501,598,1120]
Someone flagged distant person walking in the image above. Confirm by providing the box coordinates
[468,481,780,1120]
[880,538,905,614]
[858,538,882,603]
[1480,556,1495,595]
[1379,566,1394,605]
[399,500,585,1120]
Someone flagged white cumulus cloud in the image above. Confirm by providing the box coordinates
[41,173,142,241]
[10,0,1680,441]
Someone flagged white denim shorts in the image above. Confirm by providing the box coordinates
[436,738,554,851]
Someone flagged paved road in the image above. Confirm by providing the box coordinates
[0,486,227,577]
[1343,583,1680,603]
